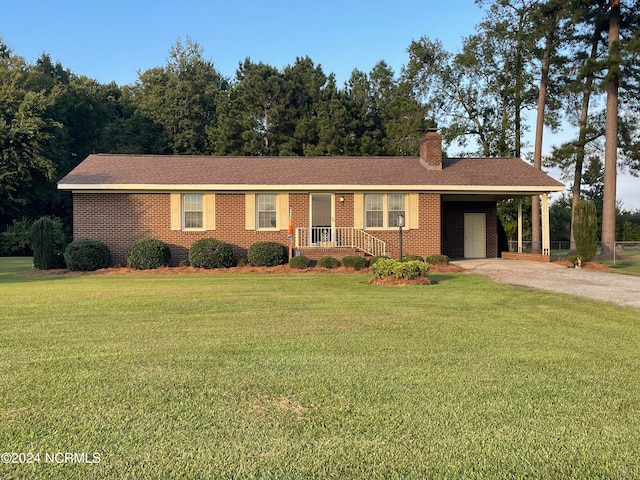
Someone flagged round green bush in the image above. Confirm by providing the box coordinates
[236,258,248,267]
[188,238,234,269]
[317,256,340,269]
[426,254,450,265]
[64,239,111,271]
[368,255,389,267]
[289,255,310,269]
[127,237,171,270]
[341,255,367,270]
[371,258,429,280]
[394,260,429,280]
[371,258,398,279]
[247,241,287,267]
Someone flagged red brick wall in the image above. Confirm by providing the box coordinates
[441,201,497,259]
[334,193,441,259]
[73,191,444,265]
[73,193,297,266]
[334,193,354,227]
[372,193,441,259]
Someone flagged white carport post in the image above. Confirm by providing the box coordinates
[517,199,523,253]
[541,193,550,256]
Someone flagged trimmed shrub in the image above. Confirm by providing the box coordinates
[371,258,429,280]
[371,258,397,279]
[368,255,388,267]
[401,254,424,262]
[341,255,367,270]
[574,200,598,262]
[64,239,111,271]
[289,255,310,269]
[426,254,449,265]
[317,256,340,269]
[247,241,287,267]
[127,238,171,270]
[236,258,248,267]
[394,260,429,280]
[179,259,191,267]
[32,217,56,270]
[188,238,234,269]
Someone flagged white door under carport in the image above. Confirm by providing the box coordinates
[464,213,486,258]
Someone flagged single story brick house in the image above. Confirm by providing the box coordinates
[58,129,564,265]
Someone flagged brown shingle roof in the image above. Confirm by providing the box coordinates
[58,154,564,193]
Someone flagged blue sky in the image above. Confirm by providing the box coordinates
[1,0,482,87]
[2,0,638,208]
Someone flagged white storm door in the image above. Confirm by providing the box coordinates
[310,194,334,245]
[464,213,486,258]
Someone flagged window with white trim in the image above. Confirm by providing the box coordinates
[257,194,277,229]
[364,193,406,229]
[387,194,406,227]
[183,194,203,229]
[365,194,384,228]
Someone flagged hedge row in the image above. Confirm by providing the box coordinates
[61,238,292,271]
[57,237,450,273]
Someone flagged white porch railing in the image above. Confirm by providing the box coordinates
[295,227,387,257]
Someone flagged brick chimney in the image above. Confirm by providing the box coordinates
[419,128,442,170]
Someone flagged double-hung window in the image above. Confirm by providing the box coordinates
[365,194,384,228]
[183,194,203,229]
[257,194,277,229]
[387,194,406,227]
[364,193,405,229]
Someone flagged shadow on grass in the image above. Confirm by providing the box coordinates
[0,257,73,285]
[429,273,459,284]
[0,272,72,285]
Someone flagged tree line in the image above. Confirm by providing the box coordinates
[1,0,639,251]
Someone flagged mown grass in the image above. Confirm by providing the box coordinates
[1,257,639,479]
[606,245,640,276]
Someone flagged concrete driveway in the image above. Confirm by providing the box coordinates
[451,259,640,309]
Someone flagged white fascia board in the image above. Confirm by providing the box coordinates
[59,183,565,194]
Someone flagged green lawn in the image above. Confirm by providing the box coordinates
[606,243,640,276]
[1,257,639,479]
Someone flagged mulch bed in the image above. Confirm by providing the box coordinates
[23,262,465,286]
[552,260,609,271]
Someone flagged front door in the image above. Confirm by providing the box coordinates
[464,213,486,258]
[311,194,334,245]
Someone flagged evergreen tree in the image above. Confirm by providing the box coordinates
[135,38,225,155]
[31,216,55,270]
[574,200,599,261]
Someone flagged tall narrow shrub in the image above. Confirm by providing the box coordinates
[573,200,598,262]
[31,217,55,270]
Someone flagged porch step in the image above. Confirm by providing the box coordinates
[295,247,362,261]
